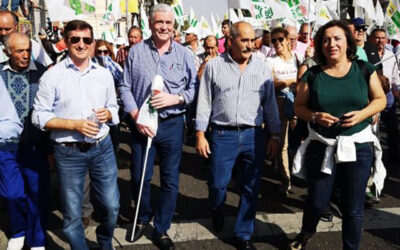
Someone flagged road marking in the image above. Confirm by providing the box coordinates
[41,207,400,248]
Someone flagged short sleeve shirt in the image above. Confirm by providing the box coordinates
[300,61,375,138]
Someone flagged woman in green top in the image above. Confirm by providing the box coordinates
[288,20,386,250]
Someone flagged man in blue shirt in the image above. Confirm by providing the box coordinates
[0,32,49,250]
[32,20,120,250]
[119,3,197,249]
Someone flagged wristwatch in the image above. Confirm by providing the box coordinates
[271,135,281,144]
[177,94,185,104]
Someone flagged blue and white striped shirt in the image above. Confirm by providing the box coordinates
[32,57,119,143]
[119,38,197,118]
[195,53,281,134]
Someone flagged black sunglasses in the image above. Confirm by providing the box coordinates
[356,26,367,32]
[69,36,93,45]
[271,37,285,44]
[96,49,110,55]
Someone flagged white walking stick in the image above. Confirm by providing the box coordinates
[130,136,152,242]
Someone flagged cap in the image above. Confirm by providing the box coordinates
[352,18,367,27]
[184,26,199,36]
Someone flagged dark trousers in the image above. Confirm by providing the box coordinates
[301,141,373,250]
[130,115,184,235]
[380,103,399,159]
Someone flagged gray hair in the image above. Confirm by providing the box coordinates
[150,3,174,22]
[3,32,31,53]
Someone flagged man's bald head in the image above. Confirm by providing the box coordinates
[230,21,254,39]
[286,26,298,51]
[0,11,17,43]
[3,32,31,72]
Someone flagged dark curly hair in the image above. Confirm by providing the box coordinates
[314,20,357,65]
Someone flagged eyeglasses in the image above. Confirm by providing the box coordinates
[68,36,93,45]
[271,37,285,44]
[96,49,110,55]
[356,26,367,32]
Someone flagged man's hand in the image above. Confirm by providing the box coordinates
[305,46,314,58]
[74,119,99,138]
[95,108,111,123]
[266,138,279,159]
[150,92,180,109]
[136,123,156,138]
[196,131,211,158]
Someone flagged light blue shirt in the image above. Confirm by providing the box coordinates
[119,38,197,119]
[0,77,23,146]
[32,57,119,143]
[196,53,281,134]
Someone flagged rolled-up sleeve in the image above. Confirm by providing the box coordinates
[195,63,212,131]
[105,71,120,125]
[182,51,198,105]
[32,75,57,131]
[119,49,138,113]
[263,76,281,134]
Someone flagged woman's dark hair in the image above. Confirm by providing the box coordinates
[271,27,289,38]
[314,20,357,65]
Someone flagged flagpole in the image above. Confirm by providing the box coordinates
[126,0,129,36]
[337,0,340,19]
[374,49,400,67]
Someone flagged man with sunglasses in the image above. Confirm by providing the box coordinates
[32,20,120,250]
[119,4,196,249]
[352,18,380,66]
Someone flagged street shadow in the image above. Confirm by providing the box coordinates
[363,209,400,248]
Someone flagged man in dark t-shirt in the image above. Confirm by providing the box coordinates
[352,18,381,68]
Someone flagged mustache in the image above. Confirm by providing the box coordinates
[242,48,252,53]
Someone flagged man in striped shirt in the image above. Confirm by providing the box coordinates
[119,4,197,249]
[196,21,281,250]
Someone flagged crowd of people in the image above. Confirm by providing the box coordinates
[0,2,398,250]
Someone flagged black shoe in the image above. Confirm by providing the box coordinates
[320,209,333,222]
[153,233,175,250]
[236,240,256,250]
[126,221,148,242]
[287,232,313,250]
[211,209,224,232]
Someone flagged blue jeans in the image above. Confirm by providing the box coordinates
[1,0,20,11]
[54,135,120,250]
[209,126,264,241]
[0,144,49,247]
[301,141,373,250]
[130,115,184,235]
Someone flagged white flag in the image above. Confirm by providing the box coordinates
[229,8,240,23]
[171,0,185,25]
[353,0,375,20]
[189,7,199,28]
[375,0,385,27]
[252,0,287,21]
[314,1,338,27]
[228,0,252,10]
[140,4,151,39]
[386,0,400,29]
[199,16,213,39]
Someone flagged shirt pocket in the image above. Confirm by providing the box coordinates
[163,64,184,88]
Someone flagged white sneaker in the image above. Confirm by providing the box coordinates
[31,247,45,250]
[6,236,25,250]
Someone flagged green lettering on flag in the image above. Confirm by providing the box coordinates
[69,0,83,15]
[174,5,183,17]
[85,3,95,13]
[265,7,274,19]
[282,0,299,8]
[392,11,400,29]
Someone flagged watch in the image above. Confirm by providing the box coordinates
[177,94,185,104]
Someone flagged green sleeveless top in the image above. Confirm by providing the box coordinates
[300,61,375,138]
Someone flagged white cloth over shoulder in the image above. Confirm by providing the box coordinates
[292,124,386,194]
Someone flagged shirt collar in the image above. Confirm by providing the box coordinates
[226,50,254,65]
[147,37,175,54]
[65,56,98,72]
[3,59,37,73]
